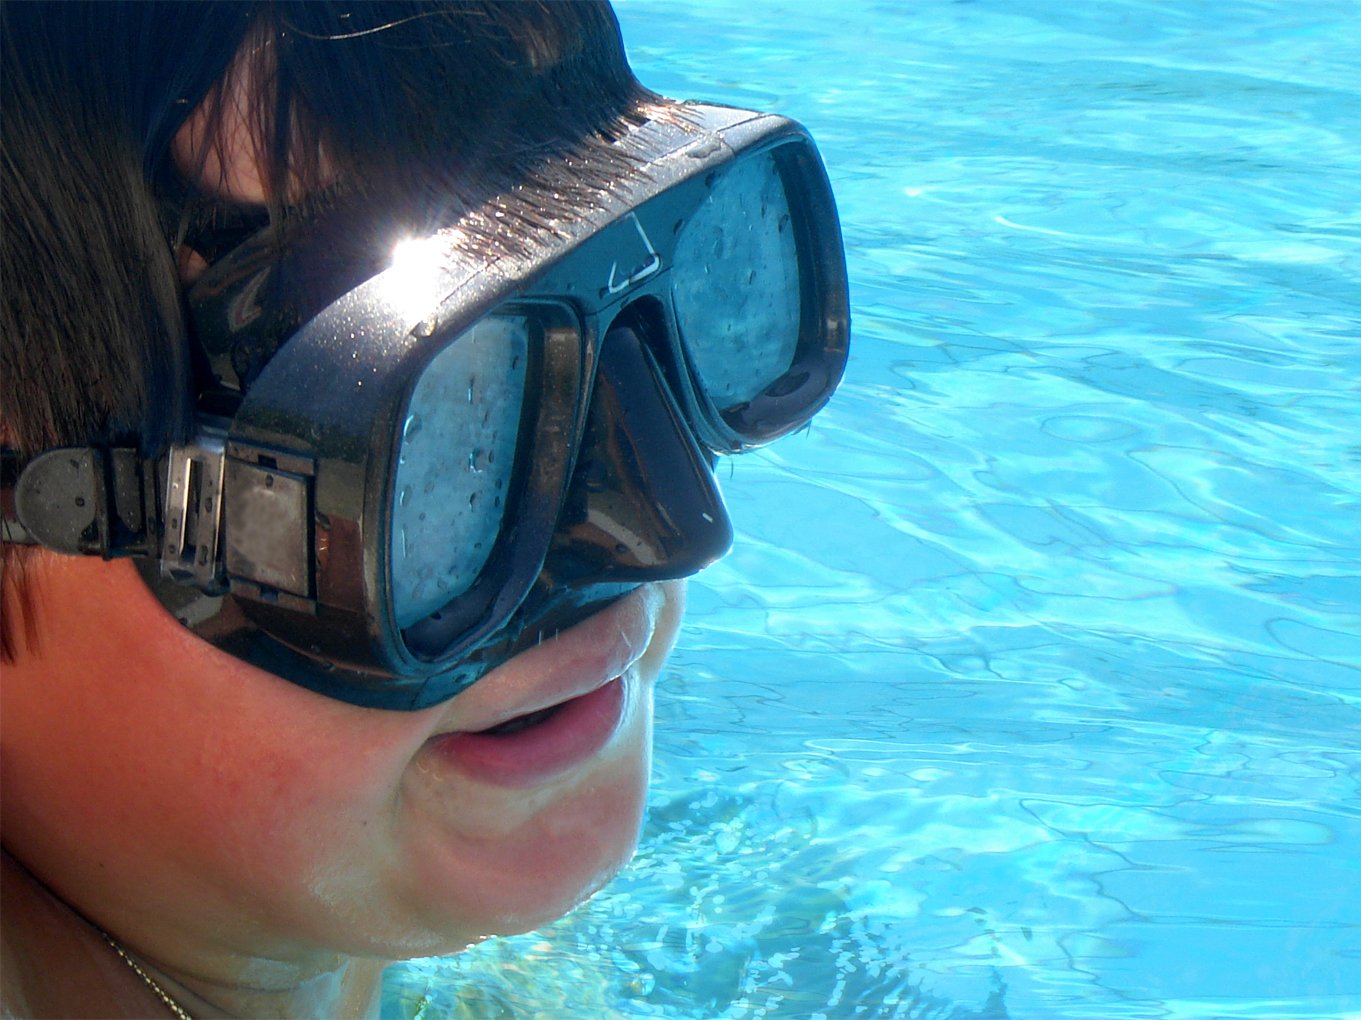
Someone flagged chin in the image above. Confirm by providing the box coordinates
[392,690,655,956]
[484,717,653,936]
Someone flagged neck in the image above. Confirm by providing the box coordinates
[128,950,387,1020]
[1,848,386,1019]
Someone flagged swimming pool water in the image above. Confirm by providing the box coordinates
[383,2,1361,1016]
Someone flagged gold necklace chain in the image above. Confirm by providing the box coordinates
[100,931,194,1020]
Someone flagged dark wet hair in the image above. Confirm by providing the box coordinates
[0,0,652,658]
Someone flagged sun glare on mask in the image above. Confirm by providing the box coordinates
[383,235,453,323]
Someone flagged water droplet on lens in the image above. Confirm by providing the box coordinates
[403,414,423,441]
[399,485,412,507]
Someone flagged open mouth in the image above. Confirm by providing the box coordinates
[432,676,627,787]
[478,703,567,736]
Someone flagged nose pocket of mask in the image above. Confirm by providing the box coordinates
[544,325,733,586]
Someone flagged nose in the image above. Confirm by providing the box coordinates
[539,324,734,589]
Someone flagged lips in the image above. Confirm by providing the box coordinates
[432,677,628,788]
[422,587,659,788]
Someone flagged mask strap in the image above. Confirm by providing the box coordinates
[0,447,160,559]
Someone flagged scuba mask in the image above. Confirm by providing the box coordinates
[2,103,849,709]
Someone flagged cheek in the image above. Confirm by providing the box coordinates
[2,557,430,936]
[178,722,401,890]
[137,655,435,925]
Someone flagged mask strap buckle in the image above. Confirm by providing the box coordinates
[0,446,161,559]
[160,436,228,591]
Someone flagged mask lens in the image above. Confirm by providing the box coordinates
[671,149,802,412]
[390,315,529,630]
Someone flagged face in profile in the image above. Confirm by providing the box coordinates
[3,30,692,966]
[0,3,847,1015]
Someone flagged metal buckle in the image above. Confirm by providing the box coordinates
[160,432,227,591]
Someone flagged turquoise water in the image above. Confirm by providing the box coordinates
[384,1,1361,1016]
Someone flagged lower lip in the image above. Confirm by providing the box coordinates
[430,677,627,788]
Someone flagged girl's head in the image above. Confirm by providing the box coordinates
[1,0,686,969]
[0,0,846,989]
